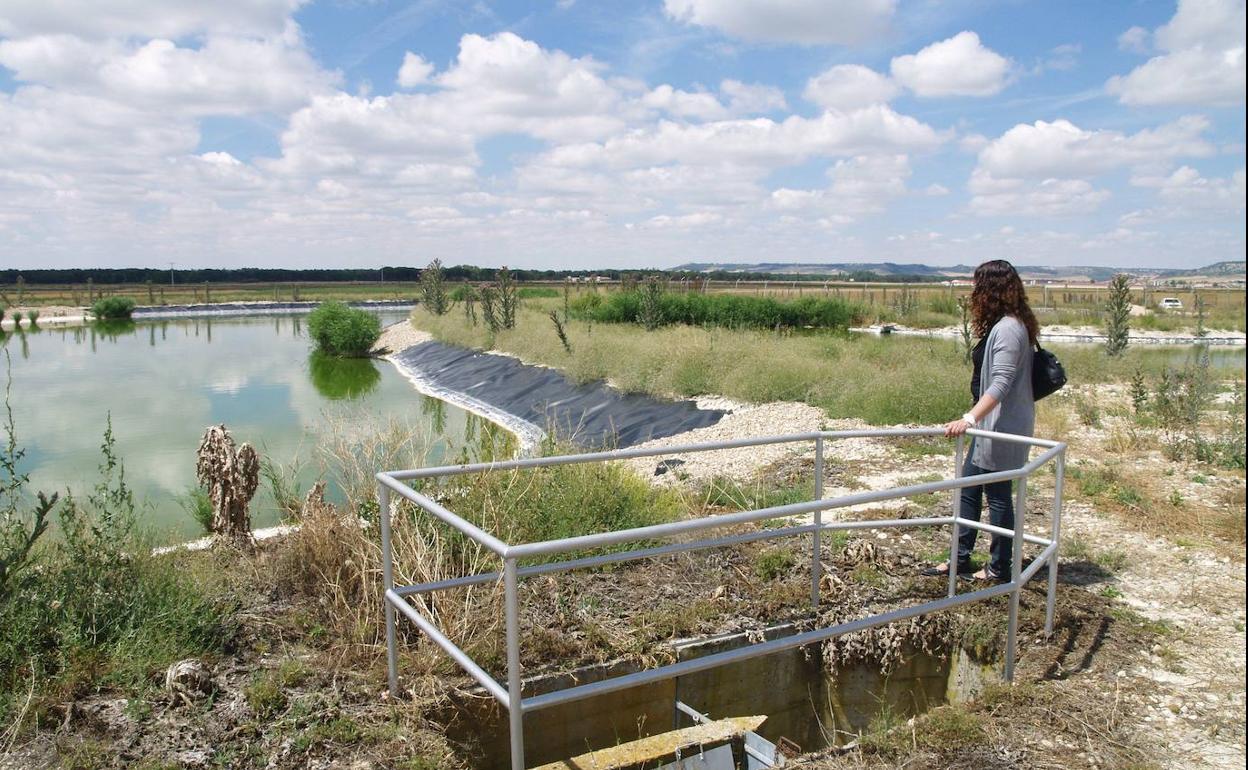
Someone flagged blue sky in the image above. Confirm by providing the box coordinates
[0,0,1243,270]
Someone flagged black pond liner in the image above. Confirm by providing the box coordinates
[394,341,727,449]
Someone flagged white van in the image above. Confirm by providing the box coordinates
[1159,297,1183,310]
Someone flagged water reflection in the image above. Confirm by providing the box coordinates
[307,352,381,400]
[5,311,489,540]
[92,318,138,340]
[421,394,447,435]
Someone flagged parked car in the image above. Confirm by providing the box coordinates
[1159,297,1183,310]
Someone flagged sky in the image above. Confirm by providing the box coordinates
[0,0,1244,271]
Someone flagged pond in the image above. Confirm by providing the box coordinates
[1,312,508,542]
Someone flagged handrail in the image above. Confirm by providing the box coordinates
[376,428,1066,770]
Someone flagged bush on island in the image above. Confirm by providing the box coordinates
[91,296,137,320]
[307,302,381,357]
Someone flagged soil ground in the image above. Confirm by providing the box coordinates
[1,380,1242,769]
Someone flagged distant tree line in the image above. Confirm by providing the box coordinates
[1,266,950,286]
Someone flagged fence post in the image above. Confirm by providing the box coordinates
[947,435,965,599]
[1004,474,1027,681]
[1045,452,1065,636]
[505,558,526,770]
[811,437,824,607]
[379,481,399,697]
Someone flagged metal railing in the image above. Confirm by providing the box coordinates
[376,428,1066,770]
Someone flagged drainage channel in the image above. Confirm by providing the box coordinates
[437,624,1001,769]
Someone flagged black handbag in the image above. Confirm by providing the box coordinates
[1032,344,1067,400]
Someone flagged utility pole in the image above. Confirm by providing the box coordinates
[169,262,175,286]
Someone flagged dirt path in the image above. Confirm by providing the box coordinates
[640,397,1247,768]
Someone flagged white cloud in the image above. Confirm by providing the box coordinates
[719,79,787,114]
[976,116,1214,178]
[1042,43,1081,71]
[1132,165,1247,213]
[397,52,434,87]
[641,84,728,120]
[968,171,1112,216]
[1107,0,1246,106]
[0,27,337,115]
[0,0,305,40]
[430,32,629,141]
[1118,26,1150,53]
[537,105,942,170]
[890,31,1011,97]
[662,0,896,46]
[803,64,898,110]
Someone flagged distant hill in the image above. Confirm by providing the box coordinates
[675,261,1246,282]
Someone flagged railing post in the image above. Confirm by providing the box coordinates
[947,435,965,599]
[811,436,824,608]
[505,557,525,770]
[379,480,399,698]
[1004,472,1027,682]
[1045,452,1065,637]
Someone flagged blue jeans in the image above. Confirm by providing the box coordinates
[955,440,1015,576]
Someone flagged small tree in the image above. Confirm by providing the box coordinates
[1104,273,1131,356]
[462,283,478,326]
[195,425,260,547]
[497,266,518,329]
[420,259,451,316]
[638,275,665,331]
[957,296,974,364]
[480,284,501,332]
[1194,292,1208,338]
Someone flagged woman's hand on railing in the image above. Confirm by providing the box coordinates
[944,419,971,437]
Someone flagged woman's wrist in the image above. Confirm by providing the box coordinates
[961,412,978,427]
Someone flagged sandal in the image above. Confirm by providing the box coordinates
[921,561,973,577]
[972,567,1009,583]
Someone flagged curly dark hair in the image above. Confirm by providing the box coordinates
[970,260,1039,343]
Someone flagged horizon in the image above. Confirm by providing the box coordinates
[1,0,1245,271]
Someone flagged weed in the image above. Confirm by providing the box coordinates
[849,563,887,587]
[176,485,214,534]
[1109,606,1172,636]
[548,310,572,353]
[1073,392,1102,427]
[893,436,948,460]
[1130,366,1149,414]
[124,697,154,722]
[753,548,797,581]
[244,673,287,720]
[1101,585,1123,599]
[0,417,234,725]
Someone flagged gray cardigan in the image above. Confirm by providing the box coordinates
[972,315,1035,471]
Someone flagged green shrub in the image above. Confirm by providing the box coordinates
[427,448,685,566]
[177,486,214,534]
[306,302,381,357]
[0,419,234,725]
[27,309,39,324]
[753,548,797,581]
[576,289,864,331]
[91,296,136,320]
[9,311,22,325]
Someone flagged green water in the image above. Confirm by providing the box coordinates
[1,312,496,541]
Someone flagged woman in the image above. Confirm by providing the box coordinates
[923,259,1038,582]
